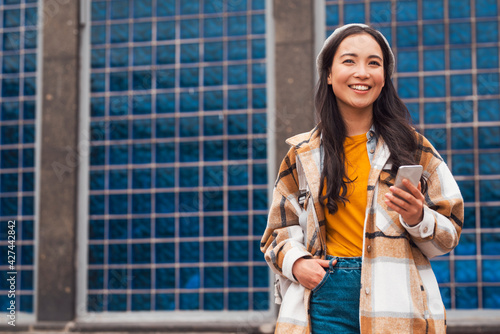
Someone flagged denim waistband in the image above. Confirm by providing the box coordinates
[325,255,362,269]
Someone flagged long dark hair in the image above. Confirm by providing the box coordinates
[316,25,427,214]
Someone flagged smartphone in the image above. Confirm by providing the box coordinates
[388,165,423,211]
[394,165,423,192]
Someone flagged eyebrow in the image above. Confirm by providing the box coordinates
[340,53,383,61]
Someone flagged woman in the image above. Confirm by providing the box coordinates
[261,24,464,334]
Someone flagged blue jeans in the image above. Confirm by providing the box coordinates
[309,256,362,334]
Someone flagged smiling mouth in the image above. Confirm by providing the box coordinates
[349,84,371,91]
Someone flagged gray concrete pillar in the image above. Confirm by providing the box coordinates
[273,0,317,162]
[37,0,80,321]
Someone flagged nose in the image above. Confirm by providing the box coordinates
[354,65,370,78]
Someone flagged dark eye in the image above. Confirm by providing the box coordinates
[343,59,354,64]
[369,60,381,66]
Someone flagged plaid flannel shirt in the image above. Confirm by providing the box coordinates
[261,126,464,334]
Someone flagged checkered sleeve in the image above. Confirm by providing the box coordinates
[260,147,312,282]
[403,136,464,258]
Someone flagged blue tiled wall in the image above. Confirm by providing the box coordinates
[325,0,500,309]
[0,0,38,314]
[88,0,269,312]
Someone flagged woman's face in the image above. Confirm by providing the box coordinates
[327,33,385,115]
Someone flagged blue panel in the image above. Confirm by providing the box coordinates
[451,100,473,123]
[155,294,175,310]
[482,233,500,254]
[134,0,152,18]
[453,155,474,176]
[424,129,446,151]
[228,292,248,310]
[449,47,471,70]
[370,2,391,23]
[344,3,365,23]
[180,91,199,111]
[228,215,249,236]
[451,127,473,150]
[423,24,445,46]
[476,0,498,17]
[396,25,418,47]
[227,114,248,135]
[108,294,127,311]
[204,66,223,86]
[180,67,198,87]
[131,294,151,311]
[456,287,478,309]
[477,47,498,69]
[480,180,500,202]
[252,14,265,34]
[396,0,417,21]
[483,287,500,308]
[179,216,199,236]
[227,16,247,36]
[228,89,248,109]
[397,77,419,98]
[180,43,199,63]
[181,19,199,39]
[131,269,151,289]
[252,39,265,59]
[179,116,199,137]
[203,215,224,236]
[477,73,499,96]
[156,117,175,138]
[180,0,199,15]
[228,266,248,287]
[156,93,175,114]
[228,164,248,186]
[253,188,267,210]
[449,23,471,44]
[424,76,445,98]
[479,153,500,175]
[481,207,500,229]
[155,217,175,238]
[91,1,106,21]
[478,127,500,149]
[450,74,472,96]
[204,292,224,310]
[449,0,470,18]
[157,0,175,16]
[155,192,175,213]
[157,45,175,64]
[457,181,476,202]
[110,0,129,19]
[455,260,477,283]
[430,260,450,283]
[228,40,248,60]
[204,267,224,288]
[204,241,224,262]
[454,233,476,255]
[155,243,175,263]
[422,0,444,20]
[204,42,223,62]
[397,50,418,72]
[203,115,223,136]
[228,189,248,211]
[423,49,445,71]
[478,99,500,122]
[228,64,247,85]
[156,268,175,288]
[476,21,498,43]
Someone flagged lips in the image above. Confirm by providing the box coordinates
[349,84,371,91]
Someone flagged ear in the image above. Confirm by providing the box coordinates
[327,73,332,85]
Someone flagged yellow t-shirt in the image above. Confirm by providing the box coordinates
[324,133,370,257]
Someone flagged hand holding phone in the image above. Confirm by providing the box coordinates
[387,165,423,212]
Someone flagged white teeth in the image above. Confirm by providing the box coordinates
[350,85,369,91]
